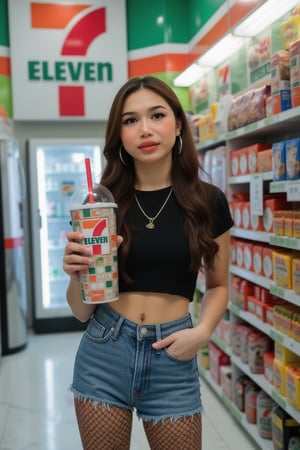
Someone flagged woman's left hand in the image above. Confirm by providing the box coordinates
[152,327,209,361]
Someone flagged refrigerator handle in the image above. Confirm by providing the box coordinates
[37,209,42,229]
[18,156,27,200]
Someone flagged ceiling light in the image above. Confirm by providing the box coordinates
[173,64,210,87]
[234,0,300,37]
[198,34,246,67]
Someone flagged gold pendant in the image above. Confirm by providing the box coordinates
[146,221,155,229]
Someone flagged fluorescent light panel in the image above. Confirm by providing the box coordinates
[198,34,246,66]
[173,64,209,87]
[234,0,300,37]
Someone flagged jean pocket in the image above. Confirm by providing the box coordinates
[164,348,194,364]
[85,316,113,343]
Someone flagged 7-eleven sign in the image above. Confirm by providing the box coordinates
[8,0,127,120]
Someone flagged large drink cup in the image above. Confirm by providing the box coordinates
[69,184,118,304]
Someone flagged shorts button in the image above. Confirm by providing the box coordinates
[140,327,148,336]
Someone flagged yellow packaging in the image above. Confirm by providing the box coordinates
[284,211,294,237]
[275,342,300,364]
[280,15,300,50]
[197,344,209,369]
[292,313,300,342]
[199,115,209,143]
[285,364,300,409]
[292,258,300,294]
[273,359,287,396]
[293,210,300,238]
[272,251,293,289]
[273,210,285,236]
[210,102,219,121]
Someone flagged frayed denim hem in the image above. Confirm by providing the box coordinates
[69,385,133,413]
[137,407,203,425]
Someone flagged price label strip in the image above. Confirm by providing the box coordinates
[287,181,300,201]
[250,173,263,216]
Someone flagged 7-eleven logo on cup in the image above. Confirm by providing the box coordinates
[82,218,110,255]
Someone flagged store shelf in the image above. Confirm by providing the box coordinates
[196,135,226,152]
[231,228,270,243]
[231,355,300,424]
[230,265,271,290]
[226,106,300,143]
[229,171,273,184]
[269,283,300,307]
[210,334,232,357]
[229,303,300,356]
[269,179,300,199]
[199,366,273,450]
[199,99,300,442]
[269,234,300,251]
[197,107,300,150]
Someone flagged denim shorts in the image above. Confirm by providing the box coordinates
[70,303,202,421]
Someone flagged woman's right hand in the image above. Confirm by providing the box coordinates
[63,231,93,280]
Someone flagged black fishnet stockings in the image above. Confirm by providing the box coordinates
[74,398,133,450]
[143,413,202,450]
[75,398,202,450]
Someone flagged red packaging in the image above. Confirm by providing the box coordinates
[263,197,287,233]
[242,202,251,230]
[264,352,274,384]
[230,150,241,176]
[253,245,264,276]
[247,295,257,316]
[262,246,274,279]
[248,143,271,173]
[240,279,255,310]
[209,341,231,385]
[243,242,253,272]
[236,240,244,268]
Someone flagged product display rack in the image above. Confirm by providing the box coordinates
[196,105,300,447]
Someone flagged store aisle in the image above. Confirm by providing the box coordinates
[0,331,258,450]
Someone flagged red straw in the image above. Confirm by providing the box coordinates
[84,158,94,203]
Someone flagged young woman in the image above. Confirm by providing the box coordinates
[63,76,233,450]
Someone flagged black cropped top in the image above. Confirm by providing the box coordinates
[118,184,234,302]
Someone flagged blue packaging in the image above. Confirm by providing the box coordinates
[285,138,300,180]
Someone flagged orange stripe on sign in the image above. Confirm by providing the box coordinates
[188,0,261,64]
[128,53,187,77]
[0,57,11,76]
[82,219,100,229]
[4,237,23,249]
[31,3,91,29]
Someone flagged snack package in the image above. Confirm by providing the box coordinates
[272,141,286,181]
[281,14,300,50]
[271,51,291,115]
[249,85,271,123]
[290,39,300,107]
[285,138,300,180]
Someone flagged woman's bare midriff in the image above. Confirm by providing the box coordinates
[108,292,190,324]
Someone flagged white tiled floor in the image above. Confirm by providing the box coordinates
[0,331,259,449]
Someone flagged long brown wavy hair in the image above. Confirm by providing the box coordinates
[100,76,218,281]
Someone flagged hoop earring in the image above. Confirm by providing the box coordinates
[119,146,128,166]
[177,135,183,155]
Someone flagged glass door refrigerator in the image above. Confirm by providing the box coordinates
[0,138,28,354]
[27,139,104,333]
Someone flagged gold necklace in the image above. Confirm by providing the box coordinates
[134,187,173,229]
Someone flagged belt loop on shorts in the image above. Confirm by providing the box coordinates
[111,316,124,339]
[155,324,162,355]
